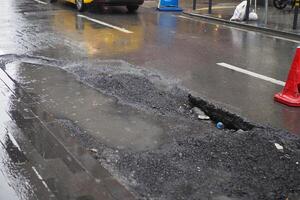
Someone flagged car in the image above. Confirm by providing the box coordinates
[50,0,144,12]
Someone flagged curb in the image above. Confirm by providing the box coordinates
[182,11,300,41]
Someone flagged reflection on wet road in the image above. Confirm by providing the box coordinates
[6,62,167,151]
[0,67,55,200]
[0,64,135,199]
[53,11,143,57]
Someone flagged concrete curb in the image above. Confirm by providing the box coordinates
[182,11,300,41]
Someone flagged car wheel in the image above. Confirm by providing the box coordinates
[50,0,57,3]
[76,0,86,12]
[127,5,139,13]
[273,0,287,9]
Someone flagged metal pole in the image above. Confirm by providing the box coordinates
[208,0,212,14]
[293,1,299,29]
[193,0,196,10]
[265,0,268,25]
[245,0,250,21]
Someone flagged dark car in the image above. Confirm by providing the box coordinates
[50,0,144,12]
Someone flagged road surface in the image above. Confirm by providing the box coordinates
[0,0,300,199]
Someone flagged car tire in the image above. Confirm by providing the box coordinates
[50,0,57,3]
[76,0,86,12]
[127,5,139,13]
[273,0,287,9]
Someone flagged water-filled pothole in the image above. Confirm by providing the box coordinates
[5,62,169,151]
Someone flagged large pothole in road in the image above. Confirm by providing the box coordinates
[2,55,300,200]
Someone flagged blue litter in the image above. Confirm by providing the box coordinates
[216,122,224,129]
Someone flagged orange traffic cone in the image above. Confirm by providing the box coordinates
[274,47,300,107]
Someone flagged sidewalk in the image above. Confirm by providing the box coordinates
[182,1,300,35]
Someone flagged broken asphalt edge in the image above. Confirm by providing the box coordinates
[188,93,261,131]
[182,11,300,41]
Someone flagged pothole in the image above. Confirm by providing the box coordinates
[4,61,169,151]
[188,94,256,131]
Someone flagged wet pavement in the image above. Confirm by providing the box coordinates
[2,54,300,200]
[187,2,300,34]
[1,0,300,134]
[1,0,300,198]
[0,61,135,199]
[8,61,167,151]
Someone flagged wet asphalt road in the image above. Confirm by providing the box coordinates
[0,61,136,199]
[1,0,300,199]
[0,0,299,134]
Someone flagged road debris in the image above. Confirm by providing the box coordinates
[89,148,98,153]
[274,143,284,151]
[192,107,210,120]
[216,122,224,129]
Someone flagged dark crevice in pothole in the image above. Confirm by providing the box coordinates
[188,94,257,131]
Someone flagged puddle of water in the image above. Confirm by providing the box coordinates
[0,70,22,200]
[0,147,26,200]
[52,11,144,58]
[5,62,168,151]
[1,66,125,200]
[0,70,53,200]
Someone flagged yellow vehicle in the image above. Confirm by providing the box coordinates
[50,0,143,12]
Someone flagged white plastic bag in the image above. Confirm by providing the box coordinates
[249,11,258,20]
[230,1,247,21]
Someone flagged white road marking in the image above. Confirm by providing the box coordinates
[6,130,22,152]
[217,62,286,86]
[32,166,52,192]
[176,15,300,44]
[77,14,133,34]
[270,35,300,44]
[33,0,48,5]
[32,167,43,180]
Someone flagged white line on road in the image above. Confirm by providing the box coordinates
[176,15,300,44]
[32,167,43,180]
[33,0,48,5]
[217,62,286,86]
[269,35,300,44]
[32,166,52,192]
[6,130,22,151]
[77,14,133,34]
